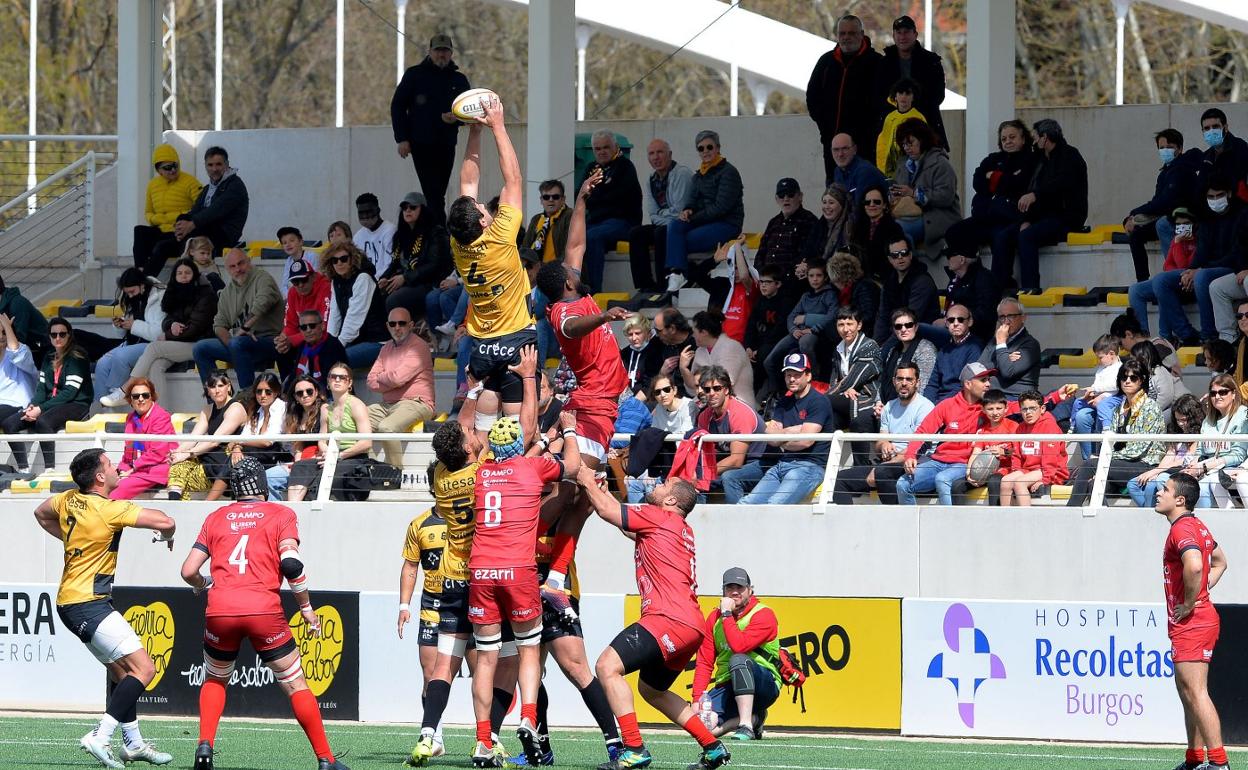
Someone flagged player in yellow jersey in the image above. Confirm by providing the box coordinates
[446,92,534,423]
[32,448,177,769]
[398,505,448,755]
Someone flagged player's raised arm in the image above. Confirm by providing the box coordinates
[557,409,582,479]
[478,96,521,211]
[575,463,623,529]
[563,169,603,276]
[33,498,61,539]
[459,123,483,200]
[509,344,540,448]
[136,507,177,550]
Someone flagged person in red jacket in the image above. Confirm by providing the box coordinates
[691,568,781,742]
[275,260,332,381]
[1000,389,1069,506]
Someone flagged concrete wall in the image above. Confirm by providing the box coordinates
[7,502,1248,604]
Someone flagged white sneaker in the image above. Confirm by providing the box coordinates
[431,738,446,757]
[99,388,127,408]
[435,321,457,337]
[666,271,687,293]
[120,742,174,765]
[80,732,125,769]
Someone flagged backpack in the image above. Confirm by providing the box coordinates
[777,647,807,712]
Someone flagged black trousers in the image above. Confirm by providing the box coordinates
[832,460,905,505]
[411,144,456,226]
[1065,458,1153,507]
[870,462,906,505]
[628,224,668,290]
[3,402,89,468]
[1127,220,1159,283]
[828,393,877,466]
[133,226,182,278]
[951,475,1003,506]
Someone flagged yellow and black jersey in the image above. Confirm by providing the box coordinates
[450,202,533,338]
[50,491,141,606]
[430,459,483,582]
[401,509,448,608]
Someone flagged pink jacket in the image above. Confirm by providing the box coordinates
[367,334,435,407]
[119,403,175,481]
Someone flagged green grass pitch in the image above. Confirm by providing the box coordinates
[0,715,1244,769]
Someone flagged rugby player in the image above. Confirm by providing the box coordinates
[1157,473,1229,770]
[33,448,177,769]
[398,505,448,752]
[575,465,730,770]
[179,458,348,770]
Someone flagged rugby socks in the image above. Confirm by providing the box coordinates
[490,687,514,735]
[1187,748,1206,767]
[289,688,334,761]
[93,714,120,741]
[120,721,145,750]
[1208,746,1228,766]
[520,702,539,726]
[617,712,643,748]
[536,683,550,735]
[579,678,621,742]
[198,679,227,745]
[476,720,493,745]
[104,675,146,724]
[421,679,452,731]
[682,715,718,749]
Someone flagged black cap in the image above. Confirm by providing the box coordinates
[775,178,800,197]
[893,15,917,31]
[722,567,752,587]
[430,34,453,50]
[288,258,313,281]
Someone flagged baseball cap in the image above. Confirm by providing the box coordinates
[959,362,998,382]
[1172,206,1194,220]
[430,34,453,50]
[722,567,752,587]
[775,177,800,197]
[893,15,917,30]
[781,353,811,373]
[288,259,313,281]
[401,191,427,207]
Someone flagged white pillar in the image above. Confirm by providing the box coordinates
[335,0,344,128]
[527,0,576,216]
[1114,0,1130,105]
[964,0,1015,215]
[729,62,739,117]
[396,0,408,85]
[924,0,933,49]
[213,0,222,130]
[117,0,162,255]
[27,0,37,212]
[575,24,593,121]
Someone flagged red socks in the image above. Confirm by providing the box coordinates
[1187,748,1206,766]
[617,712,643,747]
[1208,747,1228,766]
[197,679,227,745]
[683,715,718,748]
[521,703,538,725]
[476,720,493,745]
[290,689,333,761]
[550,533,577,576]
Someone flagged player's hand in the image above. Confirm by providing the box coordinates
[475,95,504,128]
[509,344,539,379]
[397,608,411,638]
[301,606,321,637]
[153,531,175,551]
[579,168,604,199]
[559,409,578,432]
[192,575,213,596]
[603,306,631,322]
[1172,601,1194,623]
[575,463,597,488]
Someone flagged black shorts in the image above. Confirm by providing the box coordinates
[469,328,537,403]
[610,622,682,692]
[540,595,583,644]
[438,578,472,635]
[57,598,113,645]
[418,590,440,648]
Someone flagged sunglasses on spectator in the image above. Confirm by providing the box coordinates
[1211,387,1234,397]
[254,388,274,395]
[1119,374,1141,383]
[864,198,885,206]
[699,384,727,393]
[945,315,968,324]
[893,321,916,331]
[541,194,563,201]
[888,249,912,259]
[157,163,177,172]
[295,388,316,398]
[331,255,351,264]
[1236,312,1248,320]
[128,391,152,401]
[399,203,418,211]
[298,322,320,331]
[655,385,675,394]
[49,331,69,339]
[696,144,716,152]
[387,320,410,328]
[329,373,350,381]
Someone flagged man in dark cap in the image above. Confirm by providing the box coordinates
[754,177,818,285]
[874,15,948,149]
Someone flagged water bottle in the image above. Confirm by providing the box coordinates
[699,694,718,731]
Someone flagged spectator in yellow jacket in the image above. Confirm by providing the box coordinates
[875,78,927,179]
[133,143,202,277]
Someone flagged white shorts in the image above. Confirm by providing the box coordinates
[86,611,144,665]
[575,434,608,464]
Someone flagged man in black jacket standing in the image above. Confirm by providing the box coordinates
[390,34,471,226]
[172,146,249,257]
[873,15,947,150]
[583,130,643,294]
[807,14,883,183]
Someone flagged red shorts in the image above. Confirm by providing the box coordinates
[639,615,704,671]
[1170,622,1220,663]
[468,564,541,626]
[204,612,293,659]
[566,395,617,463]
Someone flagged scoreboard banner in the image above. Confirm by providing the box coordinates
[0,583,101,711]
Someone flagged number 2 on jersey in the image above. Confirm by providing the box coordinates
[228,534,250,574]
[482,490,503,528]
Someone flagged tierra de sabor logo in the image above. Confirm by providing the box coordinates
[124,602,174,691]
[289,605,343,697]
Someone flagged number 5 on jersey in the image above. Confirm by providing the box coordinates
[229,534,250,574]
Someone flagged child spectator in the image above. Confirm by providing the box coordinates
[1203,338,1235,375]
[1000,389,1069,506]
[1070,334,1124,459]
[875,78,927,179]
[743,265,793,403]
[954,388,1016,504]
[763,258,837,395]
[184,236,224,292]
[1163,207,1197,271]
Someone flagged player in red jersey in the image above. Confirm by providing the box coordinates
[575,465,730,770]
[532,168,631,617]
[468,364,582,767]
[179,458,348,770]
[1157,472,1229,770]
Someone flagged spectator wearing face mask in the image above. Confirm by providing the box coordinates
[1122,129,1203,283]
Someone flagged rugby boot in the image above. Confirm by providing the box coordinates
[119,741,173,765]
[79,731,124,770]
[406,734,436,767]
[192,741,214,770]
[596,745,652,770]
[685,742,731,770]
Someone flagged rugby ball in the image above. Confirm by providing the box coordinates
[452,88,500,122]
[966,452,1001,485]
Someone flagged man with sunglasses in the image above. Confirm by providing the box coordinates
[923,304,984,403]
[367,307,436,466]
[275,260,332,377]
[523,180,572,264]
[873,238,940,342]
[279,311,347,395]
[695,366,768,504]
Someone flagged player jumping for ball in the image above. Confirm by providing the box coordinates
[179,458,348,770]
[575,466,730,770]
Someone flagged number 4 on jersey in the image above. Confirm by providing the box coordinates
[228,534,250,574]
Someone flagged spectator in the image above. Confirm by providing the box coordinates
[184,236,224,292]
[714,238,760,346]
[352,192,397,277]
[992,119,1089,292]
[1066,359,1167,507]
[629,140,693,291]
[191,248,283,388]
[1069,334,1125,460]
[327,220,352,245]
[802,184,852,263]
[875,77,926,179]
[1193,108,1248,205]
[873,236,940,342]
[274,259,333,381]
[1127,394,1205,506]
[1130,175,1246,346]
[165,371,244,501]
[878,308,937,403]
[943,120,1037,264]
[367,307,436,466]
[170,145,249,262]
[935,245,1000,344]
[0,275,48,365]
[612,386,653,450]
[582,130,643,294]
[740,353,834,504]
[390,33,470,225]
[649,372,695,437]
[227,372,289,470]
[95,269,166,408]
[826,305,882,465]
[874,15,947,148]
[999,389,1068,506]
[649,308,697,396]
[1159,374,1248,508]
[275,226,313,296]
[978,298,1041,399]
[133,143,202,277]
[696,365,767,504]
[323,240,390,369]
[1204,338,1235,376]
[265,374,327,501]
[889,119,960,258]
[681,309,756,411]
[924,304,984,403]
[109,377,175,500]
[620,314,660,393]
[524,180,572,264]
[1131,340,1189,419]
[743,265,791,403]
[665,130,744,294]
[280,310,348,394]
[753,178,819,287]
[1123,129,1203,282]
[848,183,903,280]
[379,192,453,320]
[1112,308,1182,377]
[426,270,464,343]
[894,362,995,505]
[287,361,374,502]
[828,134,888,208]
[1210,216,1248,345]
[128,258,218,398]
[691,567,782,741]
[807,14,883,179]
[0,313,36,429]
[520,247,561,365]
[2,317,91,473]
[951,388,1015,505]
[763,258,837,394]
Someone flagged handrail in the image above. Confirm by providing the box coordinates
[0,134,118,142]
[0,151,114,219]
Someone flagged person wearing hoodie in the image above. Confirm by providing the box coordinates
[763,258,838,395]
[0,312,37,426]
[1123,129,1203,282]
[873,15,948,150]
[129,258,219,399]
[96,269,166,407]
[171,145,249,260]
[889,119,961,259]
[806,13,883,182]
[133,143,202,277]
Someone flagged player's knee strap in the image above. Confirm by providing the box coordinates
[514,626,543,648]
[474,631,503,652]
[437,633,469,658]
[729,653,756,694]
[204,655,235,680]
[475,412,496,433]
[272,656,304,684]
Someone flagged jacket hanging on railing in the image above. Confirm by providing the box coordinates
[669,429,718,492]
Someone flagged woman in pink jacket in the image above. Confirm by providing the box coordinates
[110,377,176,500]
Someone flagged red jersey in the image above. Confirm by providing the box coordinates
[622,503,703,632]
[548,295,628,400]
[470,455,563,569]
[721,280,756,344]
[194,501,300,617]
[1163,513,1220,630]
